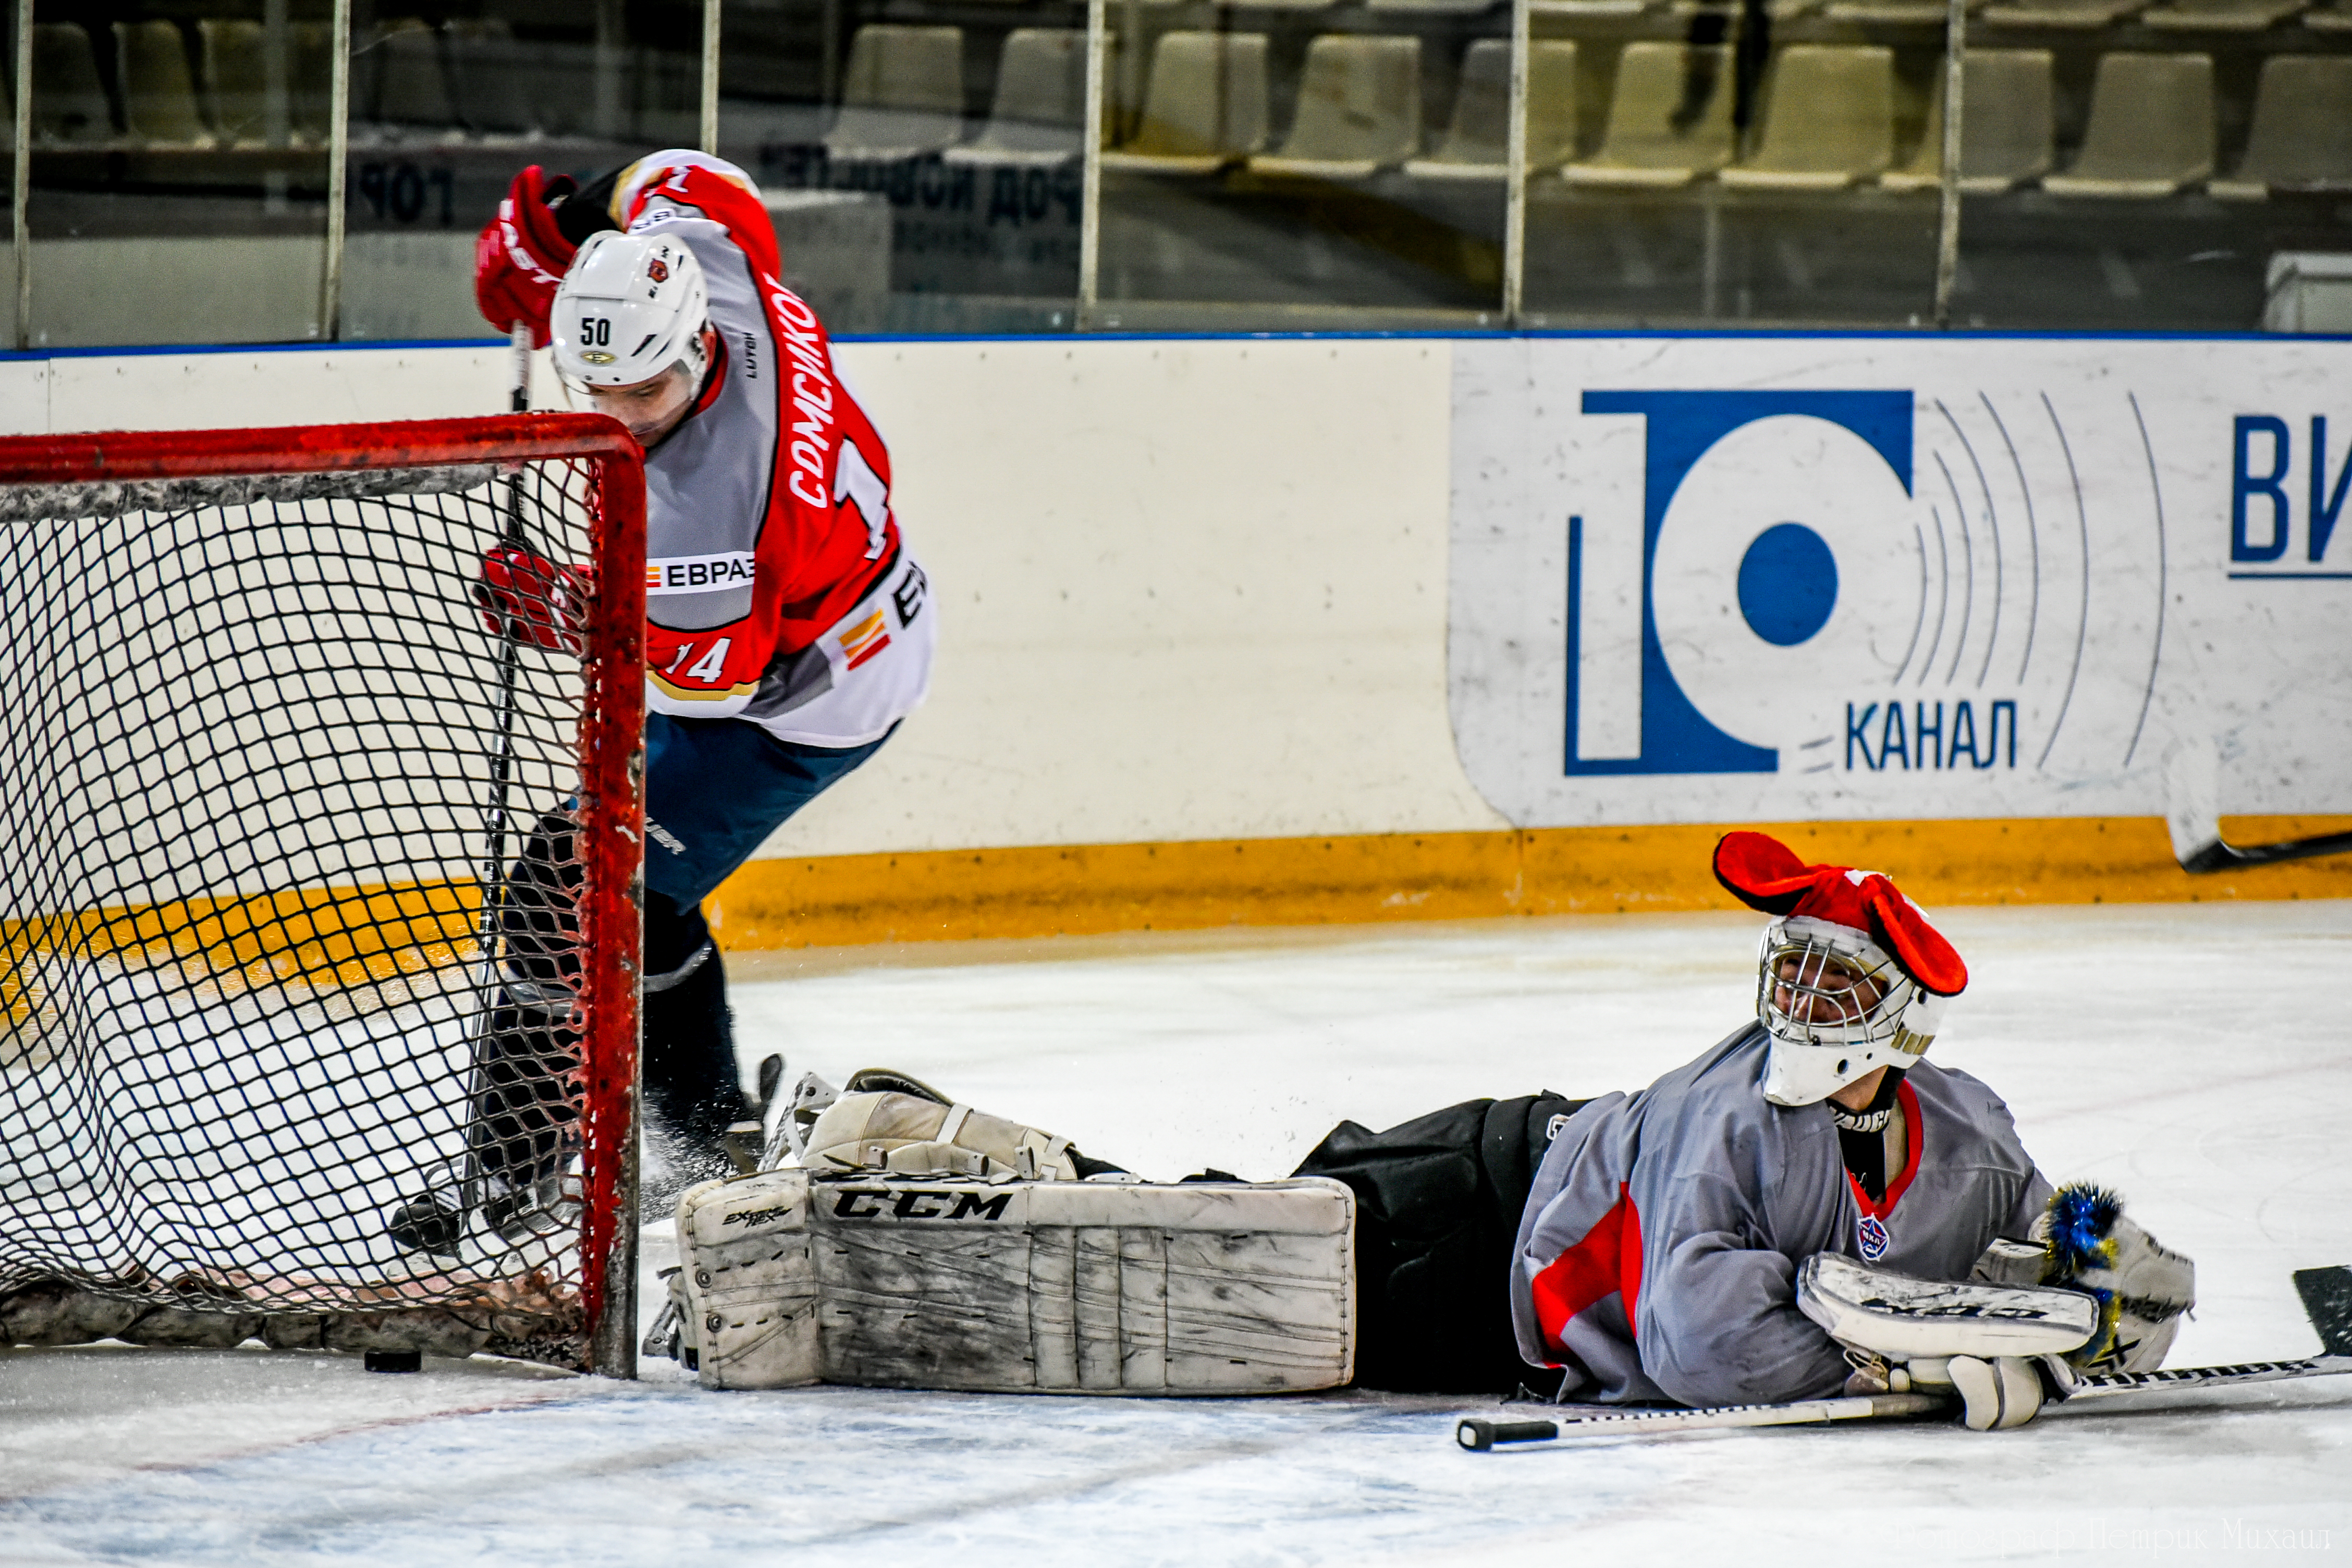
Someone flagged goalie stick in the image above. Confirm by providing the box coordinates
[1456,1264,2352,1451]
[2164,740,2352,874]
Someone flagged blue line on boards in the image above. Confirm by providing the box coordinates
[6,328,2350,362]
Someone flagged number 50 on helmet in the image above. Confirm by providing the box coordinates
[550,231,710,395]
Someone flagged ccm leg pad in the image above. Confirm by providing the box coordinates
[673,1171,1355,1394]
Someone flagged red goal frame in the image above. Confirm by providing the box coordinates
[0,413,648,1377]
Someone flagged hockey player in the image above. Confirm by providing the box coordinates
[738,832,2192,1427]
[388,153,932,1256]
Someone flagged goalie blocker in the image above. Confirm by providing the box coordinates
[669,1170,1355,1394]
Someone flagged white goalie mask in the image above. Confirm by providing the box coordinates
[550,231,710,395]
[1714,830,1969,1109]
[1755,915,1950,1107]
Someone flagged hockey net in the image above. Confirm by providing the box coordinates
[0,416,645,1375]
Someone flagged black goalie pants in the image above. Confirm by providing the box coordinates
[1291,1093,1590,1396]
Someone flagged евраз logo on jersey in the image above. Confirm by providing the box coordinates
[645,552,756,594]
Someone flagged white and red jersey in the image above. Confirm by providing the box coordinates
[606,151,930,747]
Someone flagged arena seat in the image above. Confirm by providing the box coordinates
[2040,52,2213,195]
[444,18,538,137]
[2208,54,2352,197]
[954,28,1087,161]
[1530,0,1650,15]
[1823,0,1965,21]
[198,19,269,146]
[1102,32,1270,173]
[292,22,335,143]
[1368,0,1498,13]
[32,23,115,144]
[1561,42,1736,186]
[1879,48,2054,192]
[1405,39,1579,178]
[1250,35,1422,177]
[2307,0,2352,26]
[1719,45,1894,188]
[115,20,212,146]
[1980,0,2143,26]
[2142,0,2305,28]
[827,25,967,156]
[368,18,457,128]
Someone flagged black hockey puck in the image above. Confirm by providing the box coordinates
[364,1350,423,1374]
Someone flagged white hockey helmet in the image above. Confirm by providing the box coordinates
[1713,831,1968,1108]
[550,230,710,391]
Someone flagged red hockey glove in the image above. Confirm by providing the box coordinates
[474,166,579,348]
[475,547,587,655]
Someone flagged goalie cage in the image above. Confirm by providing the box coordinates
[0,415,646,1376]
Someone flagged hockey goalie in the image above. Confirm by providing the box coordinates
[663,832,2196,1429]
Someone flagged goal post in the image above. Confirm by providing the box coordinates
[0,414,647,1377]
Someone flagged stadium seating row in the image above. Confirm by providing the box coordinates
[18,17,692,148]
[1529,0,2352,24]
[21,13,2348,202]
[27,19,334,146]
[830,23,2352,197]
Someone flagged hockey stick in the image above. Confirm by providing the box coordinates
[459,326,538,1212]
[2164,740,2352,874]
[1456,1265,2352,1451]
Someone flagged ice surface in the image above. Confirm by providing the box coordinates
[5,901,2349,1564]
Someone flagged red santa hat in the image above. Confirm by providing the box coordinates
[1711,831,1968,997]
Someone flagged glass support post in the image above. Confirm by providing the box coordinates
[320,0,352,340]
[12,0,30,351]
[1079,0,1108,329]
[1503,0,1528,325]
[1932,0,1966,328]
[701,0,721,155]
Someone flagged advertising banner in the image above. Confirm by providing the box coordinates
[1450,336,2352,828]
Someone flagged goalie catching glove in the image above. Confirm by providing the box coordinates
[1970,1182,2197,1375]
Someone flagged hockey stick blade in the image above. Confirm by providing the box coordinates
[2294,1265,2352,1358]
[2164,740,2352,873]
[2176,830,2352,875]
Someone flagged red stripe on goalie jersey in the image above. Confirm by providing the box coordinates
[1526,1184,1644,1363]
[618,156,902,703]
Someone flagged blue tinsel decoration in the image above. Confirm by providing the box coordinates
[2046,1182,2124,1282]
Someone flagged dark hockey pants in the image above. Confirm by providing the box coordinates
[1292,1093,1590,1396]
[470,715,891,1188]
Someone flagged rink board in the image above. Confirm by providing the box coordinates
[1450,336,2352,828]
[4,333,2347,940]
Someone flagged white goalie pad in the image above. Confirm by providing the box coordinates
[671,1171,1356,1394]
[1799,1253,2097,1360]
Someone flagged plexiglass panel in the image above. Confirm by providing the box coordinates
[718,0,1085,334]
[1088,0,1511,330]
[1516,1,1944,326]
[338,0,699,341]
[8,0,2345,346]
[1946,24,2352,329]
[25,0,334,347]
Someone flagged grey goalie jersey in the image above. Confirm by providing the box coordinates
[1509,1024,2054,1407]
